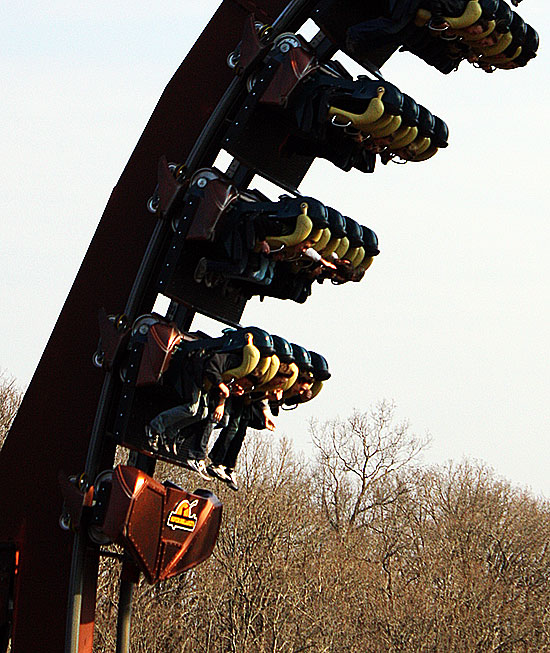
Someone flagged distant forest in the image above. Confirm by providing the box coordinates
[95,404,550,652]
[2,378,549,652]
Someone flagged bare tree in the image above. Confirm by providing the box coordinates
[0,370,23,449]
[310,401,429,532]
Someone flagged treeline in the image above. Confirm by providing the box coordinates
[94,403,550,652]
[0,371,21,444]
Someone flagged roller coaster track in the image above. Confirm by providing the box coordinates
[64,2,327,651]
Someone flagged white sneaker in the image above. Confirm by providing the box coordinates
[145,425,160,452]
[193,257,207,283]
[225,469,239,492]
[207,464,230,481]
[185,458,212,482]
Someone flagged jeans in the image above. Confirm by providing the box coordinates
[179,418,217,460]
[149,391,207,441]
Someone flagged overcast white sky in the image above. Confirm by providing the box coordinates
[2,2,548,495]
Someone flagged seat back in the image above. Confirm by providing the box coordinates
[255,354,281,386]
[136,320,184,388]
[265,203,313,248]
[416,1,483,29]
[222,334,261,381]
[344,216,364,248]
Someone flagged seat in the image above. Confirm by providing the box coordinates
[369,114,403,138]
[134,319,185,388]
[222,333,261,381]
[335,236,350,259]
[432,116,449,148]
[494,1,513,32]
[281,363,299,391]
[417,105,436,140]
[344,216,364,248]
[309,380,324,400]
[265,203,313,248]
[290,344,314,373]
[348,246,366,267]
[363,112,397,134]
[350,226,379,275]
[477,30,513,56]
[479,0,499,16]
[309,351,331,381]
[312,228,332,252]
[460,20,496,41]
[271,335,295,364]
[342,217,365,264]
[328,85,387,129]
[255,354,281,385]
[362,226,380,255]
[415,1,483,30]
[319,207,346,257]
[327,76,404,129]
[496,23,537,67]
[254,356,274,379]
[487,45,521,66]
[504,24,537,67]
[411,143,439,161]
[274,196,329,228]
[391,125,419,149]
[353,79,403,116]
[401,94,420,127]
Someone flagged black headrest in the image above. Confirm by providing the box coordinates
[510,25,538,66]
[290,344,314,372]
[417,105,436,138]
[433,116,449,148]
[344,217,364,247]
[300,196,329,229]
[278,196,329,229]
[309,351,331,381]
[479,0,498,18]
[494,0,513,32]
[510,13,527,43]
[326,207,347,238]
[524,25,540,53]
[271,335,295,364]
[361,226,380,255]
[222,327,274,356]
[351,78,404,116]
[401,94,420,127]
[434,0,479,17]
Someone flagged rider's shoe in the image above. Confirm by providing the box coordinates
[194,257,208,283]
[207,464,231,481]
[225,468,239,492]
[145,425,161,452]
[186,458,212,482]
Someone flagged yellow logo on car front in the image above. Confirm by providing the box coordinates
[167,499,199,531]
